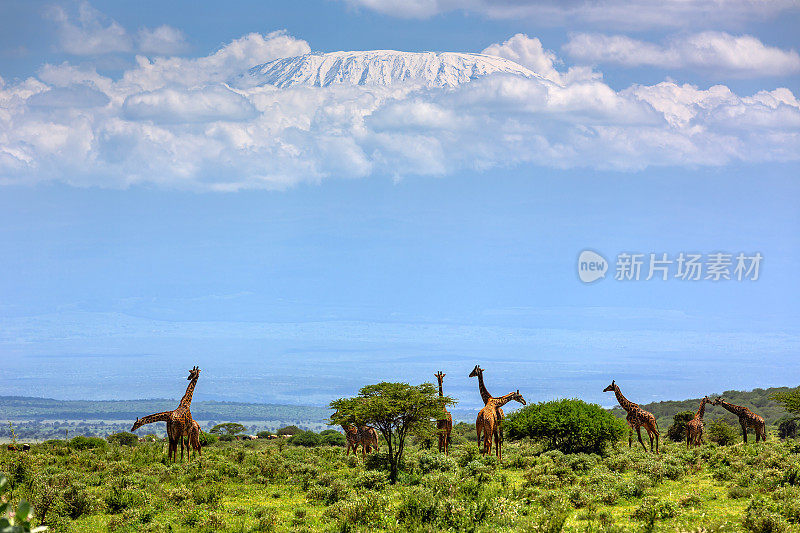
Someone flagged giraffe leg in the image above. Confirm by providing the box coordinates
[741,421,748,444]
[636,426,647,451]
[628,428,633,448]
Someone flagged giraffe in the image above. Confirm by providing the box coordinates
[603,380,660,453]
[188,419,202,458]
[342,424,360,455]
[476,390,526,461]
[342,424,379,456]
[434,371,453,455]
[131,411,182,461]
[686,396,710,448]
[357,426,379,456]
[130,366,201,461]
[171,366,201,461]
[469,364,507,445]
[712,397,766,443]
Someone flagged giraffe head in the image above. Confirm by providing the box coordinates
[131,418,143,432]
[434,371,445,384]
[712,397,724,406]
[701,395,710,405]
[603,380,616,392]
[510,389,526,405]
[468,365,483,378]
[187,366,201,381]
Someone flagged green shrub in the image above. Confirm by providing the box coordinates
[353,471,388,491]
[323,492,387,529]
[777,417,798,439]
[198,432,218,446]
[58,481,95,519]
[707,419,739,446]
[667,411,696,442]
[256,430,273,439]
[69,435,107,450]
[107,432,138,446]
[277,425,302,436]
[416,451,457,474]
[319,430,346,446]
[743,496,788,533]
[632,497,676,528]
[1,473,46,533]
[506,399,626,454]
[396,487,437,526]
[290,431,321,447]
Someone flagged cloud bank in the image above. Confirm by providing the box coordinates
[337,0,799,29]
[1,32,799,190]
[46,1,189,56]
[564,32,800,77]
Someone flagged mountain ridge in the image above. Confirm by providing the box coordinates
[236,50,540,89]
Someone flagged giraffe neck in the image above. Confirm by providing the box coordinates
[132,410,173,430]
[489,392,517,409]
[614,386,637,413]
[718,399,744,416]
[476,370,493,405]
[696,400,707,419]
[437,380,443,398]
[180,376,198,408]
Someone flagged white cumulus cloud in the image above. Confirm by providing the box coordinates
[136,25,190,55]
[46,1,191,56]
[1,31,799,190]
[564,32,800,77]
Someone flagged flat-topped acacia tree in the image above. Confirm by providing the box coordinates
[330,382,455,484]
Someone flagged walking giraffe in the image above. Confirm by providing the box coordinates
[686,396,710,448]
[712,397,766,443]
[603,380,660,453]
[434,371,453,454]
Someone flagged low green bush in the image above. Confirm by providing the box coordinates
[506,399,626,454]
[707,419,739,446]
[107,432,138,446]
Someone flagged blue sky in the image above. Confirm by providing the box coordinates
[0,0,799,408]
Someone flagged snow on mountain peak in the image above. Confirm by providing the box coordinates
[237,50,540,89]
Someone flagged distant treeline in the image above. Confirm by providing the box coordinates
[0,396,331,422]
[612,386,795,429]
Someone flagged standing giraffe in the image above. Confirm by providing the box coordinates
[357,426,379,456]
[131,411,181,460]
[476,390,526,461]
[712,397,766,443]
[685,396,710,448]
[434,371,453,454]
[131,366,201,461]
[188,419,202,458]
[470,364,512,452]
[603,380,660,453]
[342,424,360,455]
[171,366,201,461]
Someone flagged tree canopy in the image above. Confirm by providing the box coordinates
[772,387,800,416]
[210,422,246,436]
[329,382,454,483]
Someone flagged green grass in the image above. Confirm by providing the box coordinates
[2,436,800,532]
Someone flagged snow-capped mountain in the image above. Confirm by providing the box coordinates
[237,50,538,89]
